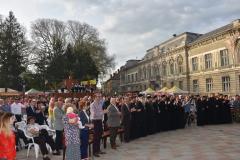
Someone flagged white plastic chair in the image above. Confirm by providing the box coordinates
[19,127,52,159]
[40,125,56,140]
[15,121,27,130]
[15,121,27,149]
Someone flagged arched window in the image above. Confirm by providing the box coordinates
[143,67,146,80]
[169,59,174,75]
[237,40,240,63]
[154,64,159,76]
[162,61,167,76]
[177,55,183,74]
[138,68,142,81]
[152,65,155,78]
[147,65,151,79]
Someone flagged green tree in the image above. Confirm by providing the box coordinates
[71,46,99,80]
[31,19,67,89]
[67,21,115,74]
[0,11,28,91]
[30,19,114,89]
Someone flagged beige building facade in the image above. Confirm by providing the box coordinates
[119,32,201,93]
[117,19,240,95]
[189,19,240,95]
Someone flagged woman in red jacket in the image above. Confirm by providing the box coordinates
[0,111,16,160]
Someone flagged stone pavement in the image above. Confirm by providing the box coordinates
[17,123,240,160]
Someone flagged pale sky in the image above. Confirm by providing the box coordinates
[0,0,240,72]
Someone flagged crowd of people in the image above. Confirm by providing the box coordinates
[0,93,239,160]
[69,84,95,93]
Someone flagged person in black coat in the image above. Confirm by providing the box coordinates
[223,95,232,124]
[145,96,154,135]
[158,96,167,131]
[121,97,131,142]
[79,101,93,160]
[26,99,37,118]
[207,94,216,124]
[174,96,183,129]
[129,98,137,140]
[152,96,159,134]
[135,95,147,137]
[102,97,110,131]
[35,102,47,125]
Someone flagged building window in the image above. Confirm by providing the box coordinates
[192,57,198,71]
[171,82,174,87]
[162,62,167,76]
[153,64,159,77]
[156,65,160,76]
[143,67,146,79]
[193,80,199,92]
[148,66,151,79]
[179,81,183,89]
[135,73,138,82]
[206,78,213,92]
[169,59,174,75]
[177,55,183,74]
[220,49,229,66]
[205,53,212,69]
[128,75,130,83]
[237,41,240,63]
[138,69,142,81]
[222,76,230,92]
[131,74,134,82]
[163,82,167,87]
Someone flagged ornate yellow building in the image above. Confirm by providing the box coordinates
[189,19,240,95]
[119,32,201,93]
[117,19,240,95]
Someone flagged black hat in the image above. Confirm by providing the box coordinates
[138,94,144,97]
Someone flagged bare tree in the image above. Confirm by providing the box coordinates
[31,19,67,65]
[67,20,115,74]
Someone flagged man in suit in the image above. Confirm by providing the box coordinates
[26,99,37,118]
[107,97,121,149]
[102,97,110,131]
[121,97,131,142]
[53,97,64,154]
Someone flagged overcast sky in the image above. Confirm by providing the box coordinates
[0,0,240,72]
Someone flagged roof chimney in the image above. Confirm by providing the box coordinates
[173,34,177,37]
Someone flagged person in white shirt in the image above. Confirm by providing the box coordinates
[11,98,23,122]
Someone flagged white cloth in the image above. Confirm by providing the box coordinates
[78,119,85,129]
[26,123,41,137]
[11,102,23,115]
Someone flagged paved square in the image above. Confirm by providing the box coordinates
[17,123,240,160]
